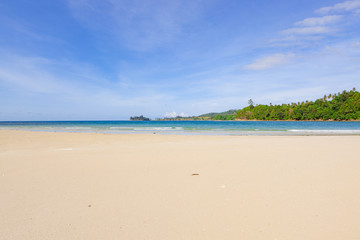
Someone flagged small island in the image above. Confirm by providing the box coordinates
[130,115,150,121]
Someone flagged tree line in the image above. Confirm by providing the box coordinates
[236,88,360,120]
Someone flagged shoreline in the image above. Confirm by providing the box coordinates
[2,119,360,122]
[156,119,360,122]
[2,128,360,136]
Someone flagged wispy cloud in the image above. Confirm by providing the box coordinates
[243,53,294,71]
[281,26,333,35]
[316,0,360,14]
[1,1,360,120]
[0,54,66,93]
[274,3,354,45]
[0,51,178,119]
[67,0,209,51]
[295,15,343,26]
[269,35,323,48]
[281,14,343,37]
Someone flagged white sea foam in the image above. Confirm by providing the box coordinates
[288,129,360,134]
[133,127,184,131]
[109,127,134,130]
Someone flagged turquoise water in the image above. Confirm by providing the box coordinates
[1,120,360,135]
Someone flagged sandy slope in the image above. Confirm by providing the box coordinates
[1,130,360,240]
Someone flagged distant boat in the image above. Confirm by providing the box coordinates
[130,115,150,121]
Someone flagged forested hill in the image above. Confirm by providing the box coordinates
[236,88,360,121]
[198,109,238,120]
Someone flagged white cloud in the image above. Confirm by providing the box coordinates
[164,111,187,118]
[316,0,360,14]
[295,15,342,26]
[243,53,294,71]
[282,26,332,35]
[276,4,353,45]
[277,3,355,44]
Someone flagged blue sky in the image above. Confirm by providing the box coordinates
[0,0,360,120]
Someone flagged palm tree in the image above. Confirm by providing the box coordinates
[248,99,254,109]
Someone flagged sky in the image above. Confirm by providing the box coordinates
[0,0,360,120]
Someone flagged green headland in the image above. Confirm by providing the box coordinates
[158,88,360,121]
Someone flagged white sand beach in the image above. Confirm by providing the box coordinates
[1,130,360,240]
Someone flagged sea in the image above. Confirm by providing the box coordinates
[1,120,360,135]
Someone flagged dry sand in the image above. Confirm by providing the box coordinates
[1,130,360,240]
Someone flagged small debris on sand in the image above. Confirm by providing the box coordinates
[191,173,199,176]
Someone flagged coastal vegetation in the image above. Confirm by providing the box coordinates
[156,88,360,121]
[198,109,237,120]
[237,88,360,120]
